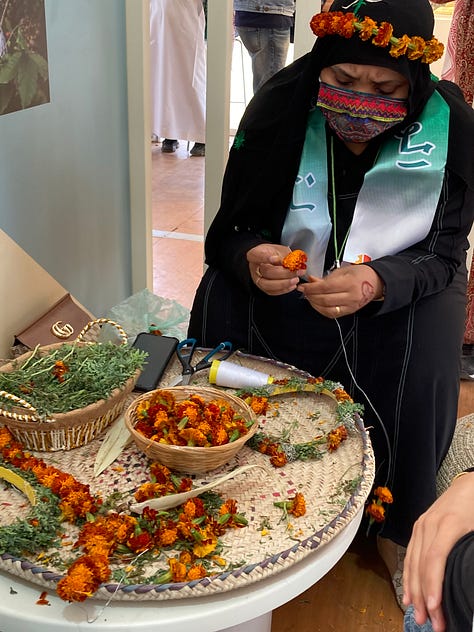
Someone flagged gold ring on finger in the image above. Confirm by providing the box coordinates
[256,265,262,278]
[335,306,341,316]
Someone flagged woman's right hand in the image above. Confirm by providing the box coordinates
[246,244,301,296]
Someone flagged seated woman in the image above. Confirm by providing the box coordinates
[403,467,474,631]
[188,0,474,608]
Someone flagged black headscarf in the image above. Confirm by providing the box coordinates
[235,0,474,190]
[315,0,435,122]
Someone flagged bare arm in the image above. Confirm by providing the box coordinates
[403,471,474,632]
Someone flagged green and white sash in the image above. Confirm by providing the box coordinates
[281,91,450,277]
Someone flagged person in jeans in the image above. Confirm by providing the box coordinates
[234,0,296,94]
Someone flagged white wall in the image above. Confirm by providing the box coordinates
[0,0,133,320]
[0,0,143,357]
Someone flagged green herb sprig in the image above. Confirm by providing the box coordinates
[0,342,146,418]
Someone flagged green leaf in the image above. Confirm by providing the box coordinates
[17,52,39,108]
[0,82,14,114]
[0,52,22,83]
[29,51,49,80]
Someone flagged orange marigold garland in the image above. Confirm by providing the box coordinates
[0,427,248,603]
[243,377,363,467]
[310,11,444,65]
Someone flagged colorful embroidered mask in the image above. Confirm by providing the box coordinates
[316,81,408,143]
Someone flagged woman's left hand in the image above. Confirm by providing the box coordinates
[296,264,384,318]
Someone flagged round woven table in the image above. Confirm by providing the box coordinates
[0,510,361,632]
[0,350,374,631]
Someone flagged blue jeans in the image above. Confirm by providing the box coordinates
[404,606,434,632]
[235,26,290,94]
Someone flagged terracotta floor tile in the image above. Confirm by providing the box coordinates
[152,236,204,310]
[151,42,251,309]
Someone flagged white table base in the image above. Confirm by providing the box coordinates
[0,509,362,632]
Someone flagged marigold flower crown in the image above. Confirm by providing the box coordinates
[310,11,444,64]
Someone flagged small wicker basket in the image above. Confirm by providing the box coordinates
[125,386,258,473]
[0,319,140,452]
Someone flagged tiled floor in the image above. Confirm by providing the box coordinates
[151,40,256,310]
[151,140,205,311]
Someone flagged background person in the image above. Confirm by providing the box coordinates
[150,0,206,156]
[430,0,474,377]
[234,0,296,94]
[188,0,474,609]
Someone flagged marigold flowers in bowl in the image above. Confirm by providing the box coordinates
[124,386,258,473]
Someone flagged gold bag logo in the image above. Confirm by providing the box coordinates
[50,321,74,339]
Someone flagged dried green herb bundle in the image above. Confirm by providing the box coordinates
[0,343,146,418]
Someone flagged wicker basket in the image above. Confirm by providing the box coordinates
[0,319,140,452]
[125,386,258,473]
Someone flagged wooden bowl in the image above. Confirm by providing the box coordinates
[124,386,258,473]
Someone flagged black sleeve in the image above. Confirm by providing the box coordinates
[442,531,474,632]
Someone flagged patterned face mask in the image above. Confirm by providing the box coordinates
[316,81,408,143]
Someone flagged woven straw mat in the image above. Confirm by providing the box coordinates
[0,350,375,601]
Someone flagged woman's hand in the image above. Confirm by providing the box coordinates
[246,244,302,295]
[403,472,474,632]
[296,264,384,318]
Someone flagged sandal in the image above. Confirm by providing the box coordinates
[377,535,407,612]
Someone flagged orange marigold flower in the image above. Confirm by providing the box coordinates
[358,16,377,41]
[289,492,306,517]
[158,527,178,547]
[182,498,198,519]
[366,501,385,523]
[187,564,207,581]
[248,396,269,415]
[407,36,426,60]
[169,558,187,583]
[374,486,393,504]
[327,425,348,452]
[179,551,194,566]
[149,462,172,483]
[127,532,153,553]
[211,424,230,446]
[422,38,444,64]
[0,427,13,448]
[52,360,69,382]
[333,388,353,402]
[282,249,308,272]
[180,427,208,447]
[270,451,288,467]
[175,401,201,423]
[389,34,411,58]
[56,572,95,602]
[152,409,170,428]
[338,13,357,38]
[220,499,239,517]
[309,12,333,37]
[193,532,218,557]
[136,400,150,417]
[372,21,393,47]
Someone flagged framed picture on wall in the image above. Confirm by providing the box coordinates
[0,0,50,116]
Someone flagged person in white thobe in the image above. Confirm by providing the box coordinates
[150,0,206,155]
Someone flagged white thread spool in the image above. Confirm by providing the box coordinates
[209,360,273,389]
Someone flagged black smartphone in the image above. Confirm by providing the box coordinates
[132,333,179,391]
